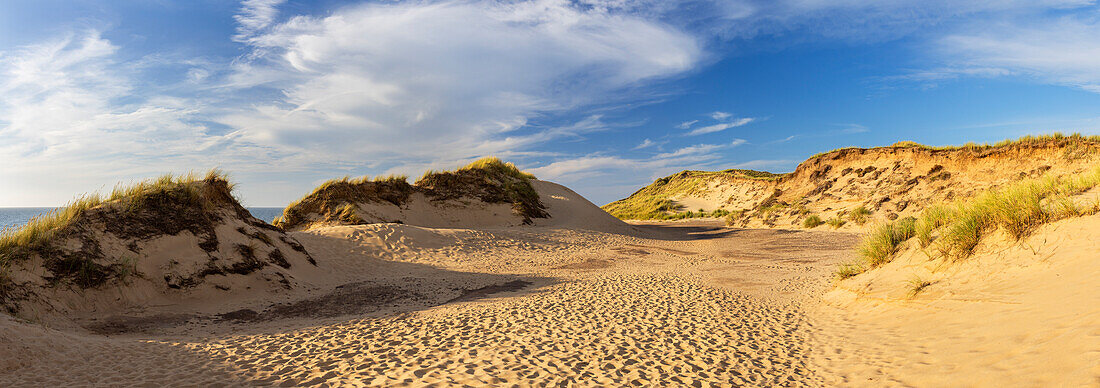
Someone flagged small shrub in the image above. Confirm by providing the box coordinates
[850,206,872,225]
[826,217,846,229]
[803,214,824,228]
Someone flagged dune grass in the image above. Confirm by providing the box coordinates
[273,174,411,228]
[826,216,846,229]
[906,277,933,298]
[849,206,871,225]
[838,164,1100,280]
[0,170,232,258]
[802,214,824,228]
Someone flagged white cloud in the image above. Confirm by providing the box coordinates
[937,13,1100,92]
[710,111,732,120]
[634,138,658,149]
[234,0,286,42]
[225,0,703,167]
[0,31,245,205]
[686,117,755,136]
[675,119,698,129]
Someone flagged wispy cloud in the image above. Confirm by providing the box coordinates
[710,111,732,120]
[634,138,659,150]
[686,117,755,136]
[233,0,286,42]
[936,12,1100,92]
[676,119,698,129]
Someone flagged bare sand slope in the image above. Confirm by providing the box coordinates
[816,215,1100,387]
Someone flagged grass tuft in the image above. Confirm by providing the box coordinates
[906,277,933,298]
[826,216,846,229]
[856,217,916,268]
[849,206,871,225]
[802,214,824,228]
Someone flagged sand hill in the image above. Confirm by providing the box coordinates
[275,157,632,233]
[604,134,1100,229]
[0,172,316,328]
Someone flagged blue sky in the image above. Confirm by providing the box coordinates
[2,0,1100,207]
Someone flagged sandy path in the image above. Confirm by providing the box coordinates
[1,222,859,386]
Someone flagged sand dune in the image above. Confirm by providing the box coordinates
[2,155,1097,386]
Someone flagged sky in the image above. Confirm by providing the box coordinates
[2,0,1100,207]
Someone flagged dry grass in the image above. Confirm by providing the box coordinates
[849,206,871,225]
[906,277,933,298]
[802,214,824,228]
[926,165,1100,261]
[856,217,916,268]
[826,216,846,229]
[0,170,235,292]
[273,174,411,228]
[0,170,231,258]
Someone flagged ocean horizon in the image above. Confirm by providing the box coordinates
[0,207,286,231]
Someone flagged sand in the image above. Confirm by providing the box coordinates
[2,216,1097,385]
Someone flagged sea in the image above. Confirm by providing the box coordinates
[0,207,286,231]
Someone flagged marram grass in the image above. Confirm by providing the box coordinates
[838,164,1100,279]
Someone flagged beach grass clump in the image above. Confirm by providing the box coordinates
[898,164,1100,262]
[906,277,933,298]
[803,214,824,228]
[915,205,952,247]
[834,261,865,280]
[274,175,414,229]
[849,206,872,225]
[826,216,846,229]
[856,217,916,268]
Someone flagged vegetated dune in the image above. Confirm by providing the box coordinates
[814,165,1100,386]
[605,134,1100,229]
[0,172,317,329]
[275,157,633,234]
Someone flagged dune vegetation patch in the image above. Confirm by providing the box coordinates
[273,175,414,230]
[415,157,548,223]
[811,132,1100,161]
[0,170,313,313]
[276,157,549,230]
[837,165,1100,279]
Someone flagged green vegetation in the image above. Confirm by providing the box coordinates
[906,277,933,298]
[274,174,411,229]
[856,217,916,268]
[826,216,846,229]
[802,214,824,228]
[277,157,549,229]
[834,261,865,280]
[603,169,783,220]
[839,165,1100,280]
[849,206,872,225]
[0,170,236,291]
[1,170,232,258]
